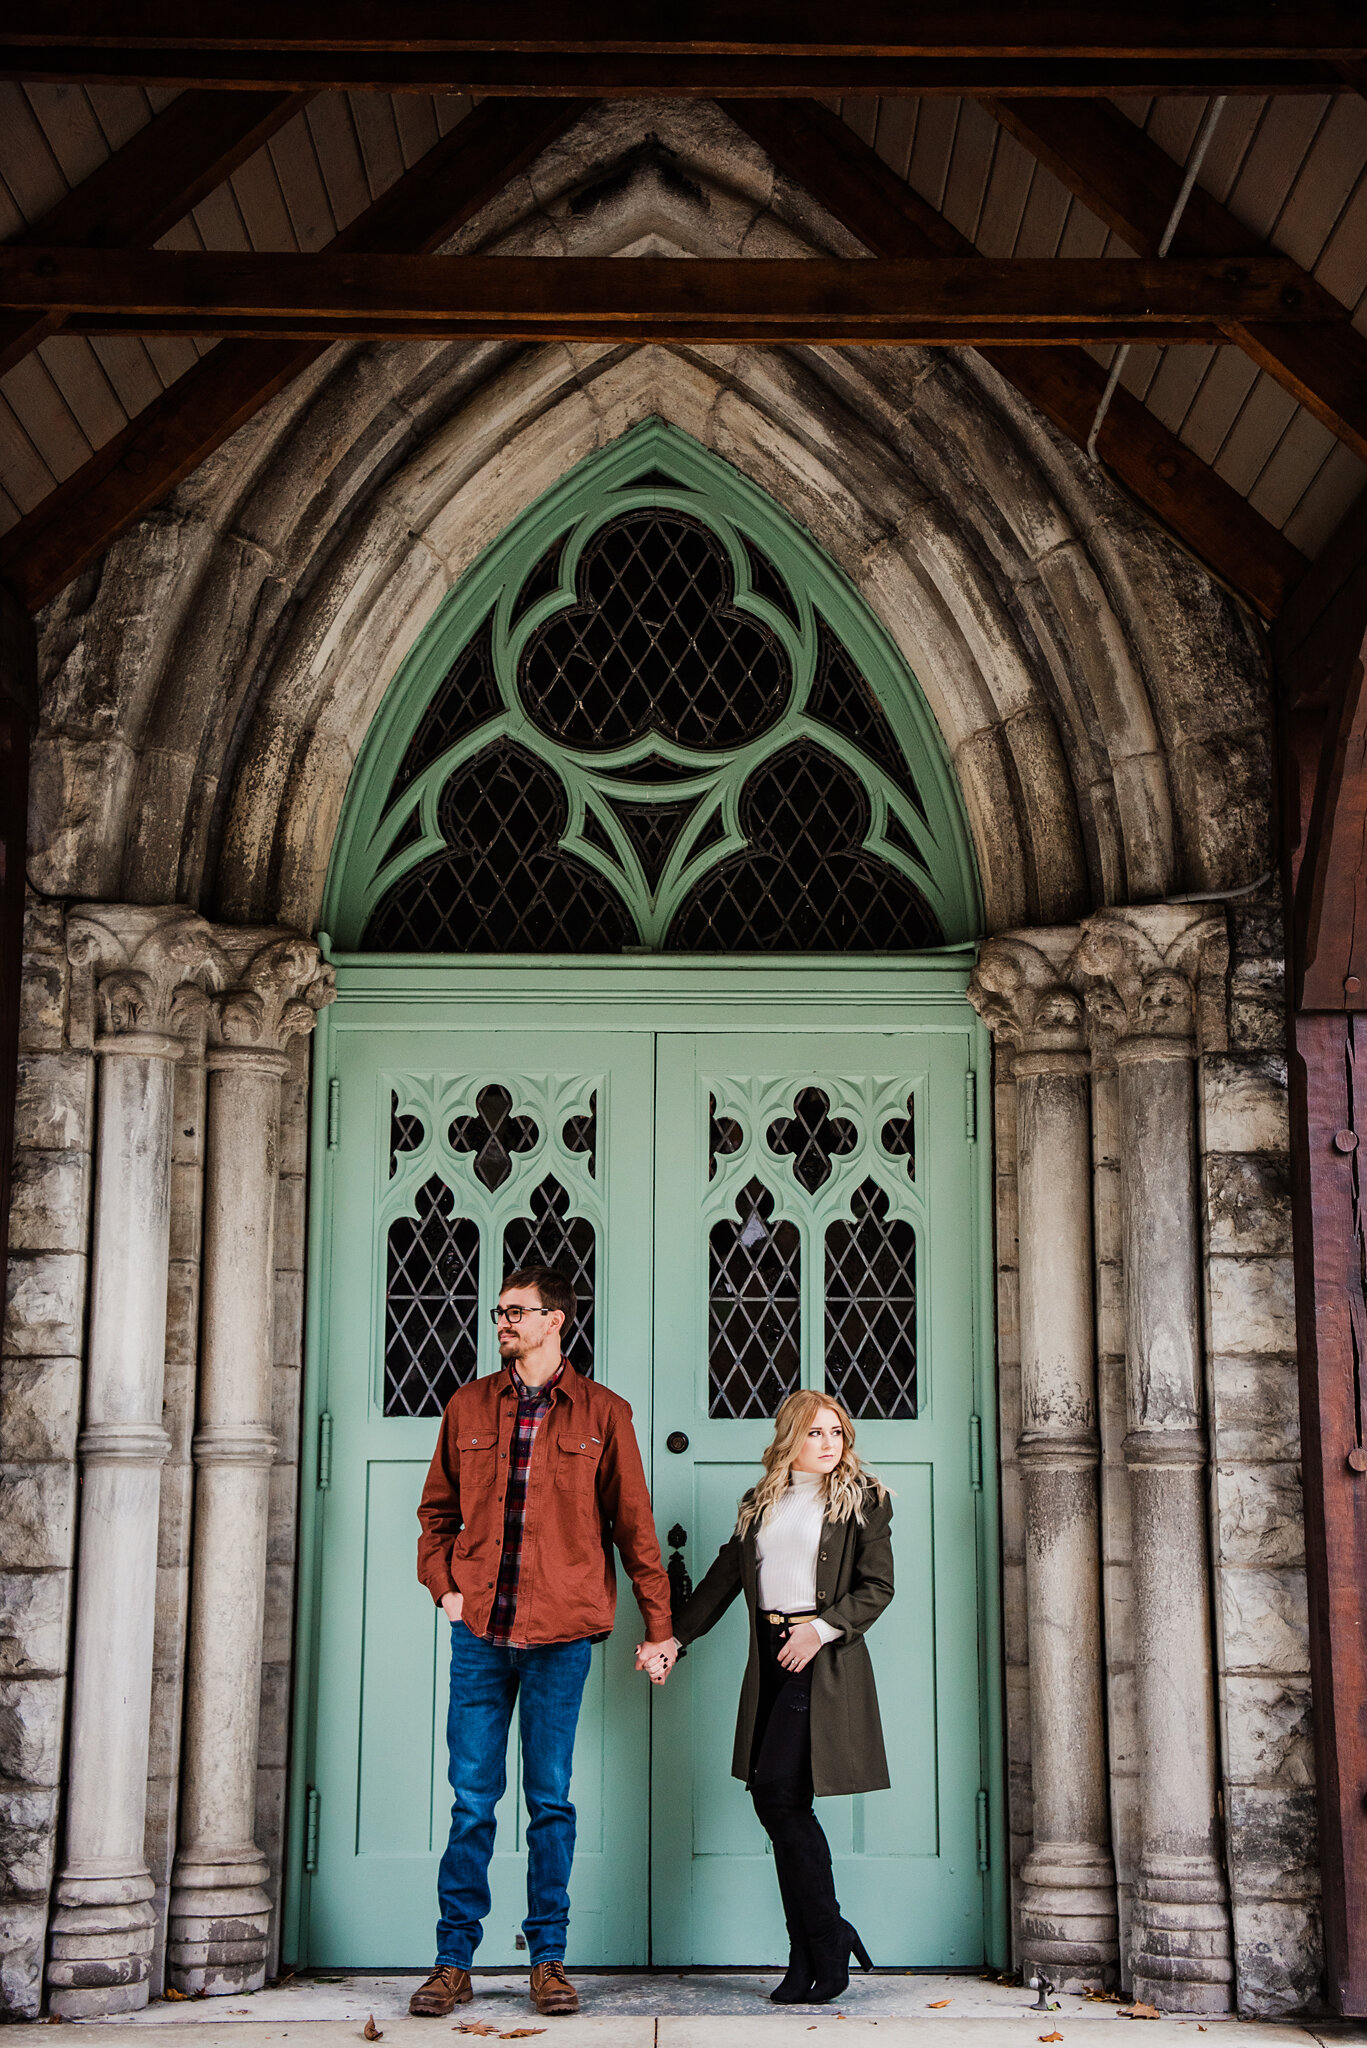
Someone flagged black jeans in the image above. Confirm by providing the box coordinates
[749,1620,843,1948]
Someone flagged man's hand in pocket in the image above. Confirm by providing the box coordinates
[441,1591,465,1625]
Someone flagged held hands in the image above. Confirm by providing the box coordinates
[777,1621,823,1674]
[441,1591,464,1625]
[635,1637,679,1685]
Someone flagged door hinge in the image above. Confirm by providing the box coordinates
[969,1413,983,1492]
[305,1787,320,1874]
[317,1410,333,1491]
[976,1788,990,1872]
[327,1075,341,1149]
[965,1069,978,1142]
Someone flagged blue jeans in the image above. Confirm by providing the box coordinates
[436,1623,593,1968]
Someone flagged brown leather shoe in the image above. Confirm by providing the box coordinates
[408,1965,473,2015]
[529,1961,579,2016]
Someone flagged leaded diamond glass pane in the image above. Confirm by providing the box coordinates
[562,1093,597,1179]
[880,1095,915,1179]
[449,1084,539,1192]
[708,1176,801,1419]
[518,510,789,750]
[766,1086,858,1193]
[606,796,696,889]
[392,617,501,796]
[389,1094,425,1179]
[384,1175,480,1417]
[362,739,632,953]
[807,621,925,813]
[503,1175,597,1379]
[667,741,939,951]
[824,1177,917,1420]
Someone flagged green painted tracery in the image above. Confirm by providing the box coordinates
[324,420,981,951]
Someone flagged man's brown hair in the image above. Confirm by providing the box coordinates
[501,1263,575,1326]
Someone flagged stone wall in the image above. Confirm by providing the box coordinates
[0,899,89,2017]
[979,898,1319,2017]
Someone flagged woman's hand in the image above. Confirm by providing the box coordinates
[777,1621,824,1673]
[441,1591,464,1625]
[635,1638,679,1684]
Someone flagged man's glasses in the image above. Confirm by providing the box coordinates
[490,1305,552,1326]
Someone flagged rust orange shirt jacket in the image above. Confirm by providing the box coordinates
[416,1360,674,1646]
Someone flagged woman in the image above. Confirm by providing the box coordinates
[658,1389,894,2005]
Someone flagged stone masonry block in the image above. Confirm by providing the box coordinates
[1231,1897,1323,2017]
[0,1780,59,1894]
[1216,1463,1306,1570]
[1208,1256,1296,1356]
[1201,1055,1289,1156]
[271,1371,301,1468]
[0,1569,68,1679]
[0,1675,65,1783]
[1205,1153,1292,1257]
[1226,1784,1320,1902]
[18,955,65,1055]
[0,1354,79,1463]
[167,1157,202,1266]
[1095,1259,1126,1362]
[273,1268,305,1370]
[1212,1358,1301,1462]
[1224,1674,1315,1790]
[257,1657,292,1773]
[14,1053,92,1154]
[0,1463,76,1571]
[5,1147,90,1255]
[0,1896,48,2019]
[266,1459,298,1567]
[4,1251,86,1358]
[261,1561,296,1666]
[274,1172,307,1273]
[163,1261,201,1371]
[1221,1567,1311,1674]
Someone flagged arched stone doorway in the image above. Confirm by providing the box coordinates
[291,417,998,1970]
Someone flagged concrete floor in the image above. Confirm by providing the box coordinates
[51,1972,1355,2048]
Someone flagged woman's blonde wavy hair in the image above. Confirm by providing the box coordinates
[735,1388,885,1535]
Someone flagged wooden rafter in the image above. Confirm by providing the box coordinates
[726,99,1306,619]
[989,96,1367,465]
[0,250,1331,346]
[0,87,311,379]
[0,4,1360,94]
[0,97,590,614]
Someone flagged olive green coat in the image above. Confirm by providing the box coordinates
[672,1484,894,1798]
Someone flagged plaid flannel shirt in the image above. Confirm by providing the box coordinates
[485,1359,566,1646]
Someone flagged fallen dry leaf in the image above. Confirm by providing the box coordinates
[454,2028,499,2039]
[500,2033,546,2040]
[163,1989,190,2002]
[1039,2031,1064,2042]
[1118,2004,1161,2021]
[363,2019,383,2042]
[928,1999,952,2008]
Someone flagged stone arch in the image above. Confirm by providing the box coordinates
[28,103,1272,935]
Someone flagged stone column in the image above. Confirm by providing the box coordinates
[169,937,333,1995]
[47,910,218,2017]
[972,932,1118,1991]
[1078,907,1232,2015]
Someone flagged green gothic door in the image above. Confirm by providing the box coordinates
[287,420,1003,1971]
[294,969,996,1970]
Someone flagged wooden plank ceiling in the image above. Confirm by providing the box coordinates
[0,76,1363,602]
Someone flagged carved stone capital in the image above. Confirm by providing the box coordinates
[208,933,335,1054]
[1074,906,1229,1057]
[968,928,1087,1058]
[68,905,222,1048]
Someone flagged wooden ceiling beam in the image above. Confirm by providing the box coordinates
[990,96,1367,465]
[2,7,1361,93]
[0,250,1331,343]
[0,97,591,614]
[726,100,1306,620]
[0,87,312,379]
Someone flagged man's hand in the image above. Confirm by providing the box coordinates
[441,1591,465,1626]
[635,1637,678,1684]
[777,1621,824,1673]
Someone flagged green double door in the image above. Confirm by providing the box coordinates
[296,966,997,1971]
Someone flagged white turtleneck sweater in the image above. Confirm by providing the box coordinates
[754,1469,843,1644]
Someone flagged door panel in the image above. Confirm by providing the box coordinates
[649,1031,983,1966]
[308,1028,655,1967]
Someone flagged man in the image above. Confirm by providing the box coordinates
[411,1263,677,2019]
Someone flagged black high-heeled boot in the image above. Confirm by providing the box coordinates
[806,1920,874,2004]
[770,1932,814,2005]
